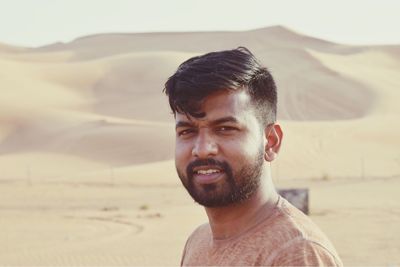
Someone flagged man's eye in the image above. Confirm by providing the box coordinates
[217,126,236,132]
[178,129,195,136]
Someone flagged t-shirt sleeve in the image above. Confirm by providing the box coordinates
[270,238,343,266]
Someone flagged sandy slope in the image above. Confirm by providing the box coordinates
[0,26,399,265]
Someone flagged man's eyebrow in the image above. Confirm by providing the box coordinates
[211,116,240,125]
[175,116,239,129]
[175,121,194,129]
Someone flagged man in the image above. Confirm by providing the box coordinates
[164,47,342,266]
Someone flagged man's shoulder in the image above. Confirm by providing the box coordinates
[242,233,342,266]
[263,197,332,243]
[264,236,343,266]
[256,197,342,266]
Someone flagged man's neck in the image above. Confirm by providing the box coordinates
[204,177,279,240]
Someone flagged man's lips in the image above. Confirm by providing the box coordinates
[193,165,223,173]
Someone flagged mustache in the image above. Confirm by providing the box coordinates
[186,158,230,176]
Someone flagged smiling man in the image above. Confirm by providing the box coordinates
[164,47,342,266]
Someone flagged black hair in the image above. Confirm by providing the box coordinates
[163,47,277,125]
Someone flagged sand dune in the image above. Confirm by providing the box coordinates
[0,26,399,265]
[1,27,398,171]
[0,42,26,53]
[33,26,357,59]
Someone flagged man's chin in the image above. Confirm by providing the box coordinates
[189,190,235,208]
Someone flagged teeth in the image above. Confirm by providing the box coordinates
[197,169,220,175]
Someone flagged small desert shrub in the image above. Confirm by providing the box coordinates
[321,173,330,181]
[139,204,149,210]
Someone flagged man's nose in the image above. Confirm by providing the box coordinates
[192,131,218,158]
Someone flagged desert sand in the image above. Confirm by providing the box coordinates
[0,26,399,265]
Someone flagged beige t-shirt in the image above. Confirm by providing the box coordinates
[181,196,343,266]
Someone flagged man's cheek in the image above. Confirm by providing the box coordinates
[175,143,192,161]
[175,153,187,175]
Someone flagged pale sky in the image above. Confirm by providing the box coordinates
[0,0,399,47]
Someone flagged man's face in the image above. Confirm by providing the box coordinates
[174,90,266,207]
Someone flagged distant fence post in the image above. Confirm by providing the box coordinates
[361,157,365,180]
[26,165,31,186]
[110,166,114,186]
[278,188,309,215]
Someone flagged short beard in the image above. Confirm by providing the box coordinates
[177,147,264,207]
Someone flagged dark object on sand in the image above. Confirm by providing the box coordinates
[278,188,309,215]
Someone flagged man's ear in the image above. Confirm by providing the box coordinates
[264,124,283,162]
